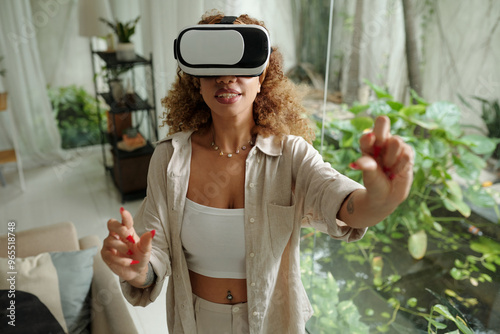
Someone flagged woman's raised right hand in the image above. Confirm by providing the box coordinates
[101,207,155,285]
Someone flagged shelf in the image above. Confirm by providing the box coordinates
[95,51,150,67]
[100,92,153,113]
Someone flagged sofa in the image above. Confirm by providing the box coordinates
[0,222,138,334]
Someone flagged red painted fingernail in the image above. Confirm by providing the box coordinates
[126,235,135,244]
[120,207,125,213]
[131,260,140,265]
[383,167,391,173]
[127,249,133,256]
[389,173,396,180]
[367,132,375,138]
[373,146,382,159]
[349,162,361,170]
[151,229,156,238]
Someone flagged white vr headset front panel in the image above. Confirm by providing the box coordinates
[180,30,244,65]
[174,24,271,77]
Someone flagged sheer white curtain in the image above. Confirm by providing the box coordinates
[0,0,66,168]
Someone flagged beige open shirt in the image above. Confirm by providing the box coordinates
[120,130,367,333]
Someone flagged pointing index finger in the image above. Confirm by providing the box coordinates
[373,116,391,147]
[120,207,134,229]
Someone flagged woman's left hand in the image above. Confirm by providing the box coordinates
[352,115,414,210]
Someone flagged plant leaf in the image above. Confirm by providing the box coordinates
[425,102,462,137]
[410,89,429,105]
[465,185,497,208]
[349,104,370,115]
[364,79,393,99]
[461,134,497,155]
[400,104,426,117]
[483,262,496,272]
[369,100,394,116]
[425,316,448,329]
[408,230,427,260]
[350,116,374,132]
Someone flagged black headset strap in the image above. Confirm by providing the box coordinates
[218,16,237,24]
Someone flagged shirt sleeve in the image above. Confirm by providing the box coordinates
[290,137,367,242]
[120,142,173,306]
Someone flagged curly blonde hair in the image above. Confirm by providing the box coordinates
[161,11,315,143]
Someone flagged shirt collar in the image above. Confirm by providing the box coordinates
[158,130,283,156]
[157,130,193,147]
[254,134,282,156]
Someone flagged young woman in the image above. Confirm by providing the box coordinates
[101,12,414,334]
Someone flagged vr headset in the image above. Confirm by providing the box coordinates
[173,16,271,77]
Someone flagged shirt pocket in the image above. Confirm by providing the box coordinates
[267,203,295,259]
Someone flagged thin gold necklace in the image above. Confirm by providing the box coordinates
[211,130,254,158]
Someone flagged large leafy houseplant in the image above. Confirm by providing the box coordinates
[48,85,106,149]
[303,81,500,333]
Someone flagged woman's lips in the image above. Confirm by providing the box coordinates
[215,89,241,104]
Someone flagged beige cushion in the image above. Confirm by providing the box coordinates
[0,222,79,258]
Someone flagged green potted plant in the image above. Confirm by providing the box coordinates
[100,16,140,61]
[0,56,7,110]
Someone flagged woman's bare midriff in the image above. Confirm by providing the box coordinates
[189,270,248,304]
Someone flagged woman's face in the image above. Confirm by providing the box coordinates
[199,75,261,120]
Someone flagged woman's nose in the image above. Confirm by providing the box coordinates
[215,75,237,84]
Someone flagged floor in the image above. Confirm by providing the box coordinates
[0,145,168,334]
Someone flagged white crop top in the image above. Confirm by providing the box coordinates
[181,198,246,279]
